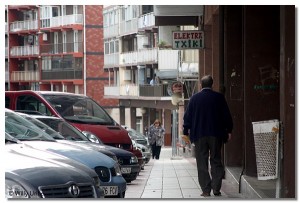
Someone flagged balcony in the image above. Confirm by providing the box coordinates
[10,45,39,57]
[41,14,83,28]
[40,42,83,55]
[158,49,179,70]
[10,20,38,32]
[119,48,158,66]
[104,84,171,98]
[104,24,119,39]
[139,84,170,97]
[5,22,8,33]
[120,84,139,96]
[104,53,119,68]
[138,12,155,30]
[11,71,40,82]
[5,47,8,58]
[119,18,138,36]
[104,86,120,96]
[41,69,83,80]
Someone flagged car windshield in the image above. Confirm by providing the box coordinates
[127,129,146,140]
[42,94,115,125]
[37,117,89,142]
[22,115,65,140]
[5,111,55,141]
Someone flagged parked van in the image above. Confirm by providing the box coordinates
[5,91,133,152]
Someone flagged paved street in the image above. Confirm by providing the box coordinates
[125,146,244,199]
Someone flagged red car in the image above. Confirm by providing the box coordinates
[5,91,141,163]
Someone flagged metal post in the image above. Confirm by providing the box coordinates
[171,108,182,160]
[276,121,283,198]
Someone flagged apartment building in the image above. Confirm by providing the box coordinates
[103,5,202,145]
[5,5,118,111]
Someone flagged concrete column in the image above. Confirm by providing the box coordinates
[142,108,149,135]
[164,109,172,146]
[149,108,156,124]
[119,106,125,125]
[130,107,136,130]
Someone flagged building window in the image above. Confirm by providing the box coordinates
[104,41,109,54]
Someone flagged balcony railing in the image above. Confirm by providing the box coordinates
[41,69,83,80]
[104,24,119,39]
[158,49,179,70]
[119,48,158,66]
[104,86,120,96]
[137,48,158,63]
[10,20,38,32]
[5,22,8,33]
[41,14,83,28]
[139,84,170,97]
[5,47,8,57]
[104,53,119,68]
[40,42,83,54]
[120,84,139,96]
[10,45,39,57]
[11,71,40,81]
[119,18,138,36]
[104,84,171,98]
[138,12,155,30]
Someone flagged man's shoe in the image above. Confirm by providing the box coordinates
[213,191,221,196]
[200,192,211,197]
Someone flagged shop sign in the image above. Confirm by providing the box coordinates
[172,30,204,49]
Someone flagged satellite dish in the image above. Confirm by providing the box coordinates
[171,93,183,106]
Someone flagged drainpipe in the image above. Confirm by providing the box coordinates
[83,5,87,95]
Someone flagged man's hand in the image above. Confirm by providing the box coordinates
[227,133,232,142]
[181,135,190,144]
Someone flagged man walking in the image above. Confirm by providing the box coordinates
[183,75,233,197]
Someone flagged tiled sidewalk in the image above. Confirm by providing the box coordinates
[125,147,242,199]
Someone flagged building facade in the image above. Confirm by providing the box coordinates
[103,5,201,145]
[5,5,118,110]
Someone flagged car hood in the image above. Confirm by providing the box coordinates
[5,143,99,181]
[20,141,116,168]
[57,140,116,158]
[71,123,132,145]
[6,146,93,188]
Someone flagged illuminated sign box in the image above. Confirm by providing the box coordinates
[172,30,204,49]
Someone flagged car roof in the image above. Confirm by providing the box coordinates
[6,90,87,97]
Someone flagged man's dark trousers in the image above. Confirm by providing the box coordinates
[194,136,224,194]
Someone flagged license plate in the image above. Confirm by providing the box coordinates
[121,167,131,174]
[100,186,118,196]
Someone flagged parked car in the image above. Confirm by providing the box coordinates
[122,126,150,149]
[5,133,103,198]
[132,140,151,165]
[5,90,134,153]
[5,109,127,198]
[24,114,141,183]
[18,112,119,163]
[122,126,151,164]
[83,131,145,172]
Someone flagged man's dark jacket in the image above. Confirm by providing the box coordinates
[183,88,233,143]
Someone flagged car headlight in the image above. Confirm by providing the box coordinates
[6,179,29,198]
[114,163,122,176]
[130,156,138,164]
[82,131,100,144]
